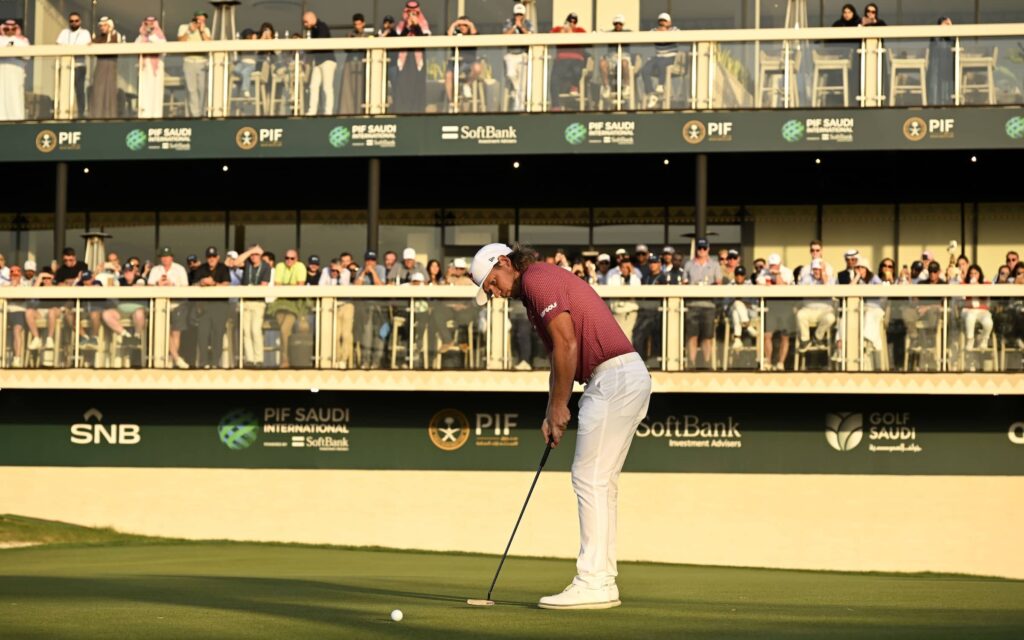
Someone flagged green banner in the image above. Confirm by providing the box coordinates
[0,391,1021,475]
[3,108,1022,162]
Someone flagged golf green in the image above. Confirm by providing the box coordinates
[1,527,1022,638]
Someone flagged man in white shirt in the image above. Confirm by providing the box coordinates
[147,246,191,368]
[56,12,91,117]
[0,19,30,121]
[604,258,642,342]
[177,11,212,117]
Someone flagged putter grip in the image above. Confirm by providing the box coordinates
[539,442,553,468]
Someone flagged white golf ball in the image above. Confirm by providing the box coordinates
[390,609,404,622]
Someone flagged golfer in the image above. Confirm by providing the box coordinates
[471,243,652,610]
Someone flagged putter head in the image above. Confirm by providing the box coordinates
[466,599,495,607]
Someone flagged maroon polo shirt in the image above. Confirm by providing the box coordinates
[519,262,634,383]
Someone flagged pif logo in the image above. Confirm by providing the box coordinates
[902,117,927,142]
[683,120,733,144]
[237,126,283,150]
[428,409,471,451]
[903,117,954,142]
[825,412,863,451]
[236,126,258,150]
[35,130,57,153]
[682,120,706,144]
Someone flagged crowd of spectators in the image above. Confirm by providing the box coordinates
[1,240,1022,372]
[0,2,963,120]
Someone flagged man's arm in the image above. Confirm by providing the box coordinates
[542,312,577,447]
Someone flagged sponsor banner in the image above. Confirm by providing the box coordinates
[0,391,1022,474]
[3,107,1022,161]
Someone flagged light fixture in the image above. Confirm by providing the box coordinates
[663,158,670,165]
[512,161,520,169]
[222,164,230,172]
[970,155,977,163]
[814,158,821,165]
[82,167,90,174]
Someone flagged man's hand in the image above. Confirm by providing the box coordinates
[542,404,571,447]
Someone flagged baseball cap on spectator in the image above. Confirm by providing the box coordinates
[614,248,627,256]
[80,270,93,280]
[911,260,924,271]
[662,246,675,255]
[364,250,378,261]
[657,12,671,22]
[205,246,218,257]
[696,238,710,249]
[927,261,941,273]
[566,12,578,21]
[410,272,425,283]
[513,3,526,15]
[767,253,782,266]
[383,14,395,23]
[23,260,36,272]
[810,258,824,269]
[727,249,740,258]
[402,248,416,261]
[308,255,321,265]
[159,247,174,257]
[471,242,514,305]
[922,250,933,262]
[613,14,625,25]
[186,254,197,262]
[635,244,649,254]
[452,257,469,269]
[226,250,239,260]
[735,266,746,276]
[597,253,611,263]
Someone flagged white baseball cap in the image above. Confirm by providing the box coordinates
[513,3,526,15]
[452,257,468,269]
[597,253,611,263]
[614,248,628,256]
[635,243,649,253]
[226,250,239,260]
[410,272,426,282]
[612,14,625,24]
[470,242,513,305]
[767,253,782,266]
[402,247,416,261]
[657,12,671,22]
[810,258,823,269]
[23,260,37,271]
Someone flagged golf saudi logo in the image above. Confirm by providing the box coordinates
[125,129,148,151]
[781,119,805,143]
[217,409,260,450]
[1005,116,1024,140]
[428,409,471,451]
[564,122,587,145]
[825,412,863,452]
[328,125,352,148]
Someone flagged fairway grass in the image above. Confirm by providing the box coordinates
[1,516,1022,639]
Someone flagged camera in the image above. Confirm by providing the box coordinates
[947,240,958,254]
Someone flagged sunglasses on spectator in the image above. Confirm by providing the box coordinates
[285,256,297,261]
[866,9,876,14]
[810,247,822,253]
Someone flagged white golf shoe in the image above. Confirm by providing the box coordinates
[538,580,620,610]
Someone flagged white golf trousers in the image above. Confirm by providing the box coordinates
[572,352,652,588]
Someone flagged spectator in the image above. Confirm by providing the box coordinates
[633,244,652,279]
[878,257,897,284]
[186,254,201,283]
[995,265,1012,284]
[801,240,835,283]
[429,258,476,359]
[382,250,398,273]
[503,3,532,111]
[55,247,88,284]
[240,245,272,367]
[388,247,427,284]
[599,15,631,103]
[22,259,37,285]
[74,270,106,350]
[147,246,190,368]
[6,266,30,366]
[654,246,683,284]
[722,249,741,284]
[549,13,587,110]
[426,259,444,285]
[862,3,887,26]
[833,4,861,27]
[796,258,836,359]
[318,258,343,285]
[961,264,993,356]
[303,11,336,116]
[726,266,758,350]
[353,251,387,369]
[355,250,386,285]
[393,1,431,114]
[445,16,481,107]
[928,16,955,106]
[317,258,356,369]
[1005,251,1019,276]
[644,260,661,284]
[305,255,323,285]
[643,13,679,109]
[595,253,612,284]
[136,17,166,118]
[176,11,211,118]
[101,263,146,356]
[269,249,308,368]
[605,258,642,343]
[760,253,795,371]
[233,28,259,105]
[830,4,861,103]
[0,19,29,121]
[606,248,629,280]
[340,13,371,114]
[682,238,722,369]
[380,15,396,37]
[263,251,276,268]
[836,249,860,284]
[57,12,91,118]
[0,253,8,285]
[552,248,572,271]
[190,246,231,368]
[24,268,60,366]
[856,264,887,355]
[948,254,970,284]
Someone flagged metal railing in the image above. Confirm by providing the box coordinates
[1,284,1022,374]
[0,23,1021,119]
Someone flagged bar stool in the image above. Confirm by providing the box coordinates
[960,46,998,105]
[811,49,851,107]
[889,48,928,106]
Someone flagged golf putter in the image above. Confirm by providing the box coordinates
[467,440,554,607]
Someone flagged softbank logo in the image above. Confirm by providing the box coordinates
[540,302,558,318]
[1010,422,1024,445]
[825,412,863,452]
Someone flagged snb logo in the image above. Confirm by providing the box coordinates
[1009,422,1024,445]
[825,412,864,451]
[69,408,140,445]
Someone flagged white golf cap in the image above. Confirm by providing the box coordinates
[658,12,671,22]
[597,253,611,263]
[810,258,823,269]
[452,257,468,269]
[471,243,513,305]
[614,248,627,256]
[661,245,675,254]
[226,250,239,259]
[402,247,416,261]
[410,272,426,282]
[612,14,625,24]
[513,3,526,15]
[635,243,649,253]
[767,253,782,266]
[23,260,37,271]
